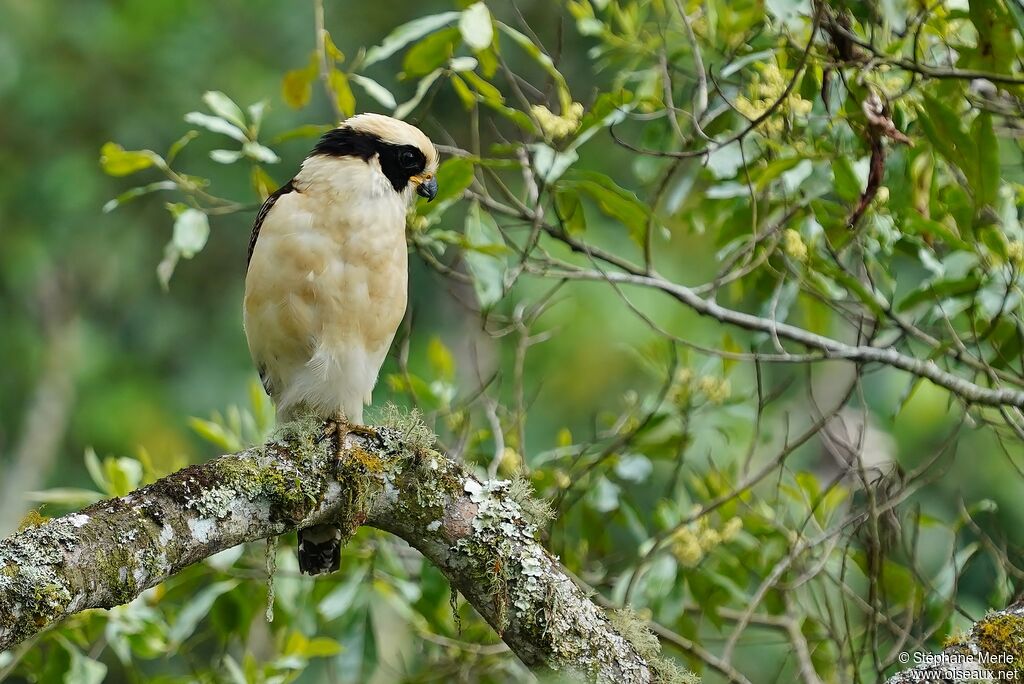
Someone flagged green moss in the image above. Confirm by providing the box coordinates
[649,656,701,684]
[607,607,700,684]
[973,611,1024,674]
[608,608,660,660]
[507,475,554,526]
[374,403,435,453]
[942,630,969,649]
[350,445,387,474]
[18,510,47,531]
[271,407,324,455]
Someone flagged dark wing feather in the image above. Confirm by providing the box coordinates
[247,180,296,269]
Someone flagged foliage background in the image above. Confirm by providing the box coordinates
[2,0,1024,682]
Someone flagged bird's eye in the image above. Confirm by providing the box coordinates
[399,149,420,171]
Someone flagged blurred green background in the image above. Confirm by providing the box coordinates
[3,0,1023,682]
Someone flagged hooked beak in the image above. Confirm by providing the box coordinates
[416,176,438,202]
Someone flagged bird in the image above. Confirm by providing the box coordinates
[243,113,438,575]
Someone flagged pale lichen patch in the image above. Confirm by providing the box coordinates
[188,518,216,543]
[69,514,90,528]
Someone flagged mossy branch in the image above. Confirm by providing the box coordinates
[0,417,667,682]
[885,606,1024,683]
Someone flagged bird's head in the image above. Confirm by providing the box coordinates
[309,113,439,201]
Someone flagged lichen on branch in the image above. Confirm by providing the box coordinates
[0,413,684,683]
[885,606,1024,683]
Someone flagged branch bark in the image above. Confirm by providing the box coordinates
[0,415,663,682]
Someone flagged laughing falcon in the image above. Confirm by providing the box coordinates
[243,113,438,575]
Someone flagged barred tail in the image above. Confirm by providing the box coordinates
[297,525,341,575]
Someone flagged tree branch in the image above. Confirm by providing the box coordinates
[540,267,1024,409]
[0,415,664,682]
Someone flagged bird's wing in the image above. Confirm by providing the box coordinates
[247,180,295,269]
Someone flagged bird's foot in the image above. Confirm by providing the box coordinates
[322,418,378,478]
[332,424,380,478]
[319,417,346,474]
[347,424,379,442]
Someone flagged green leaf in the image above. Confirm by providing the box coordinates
[63,643,107,684]
[573,90,633,146]
[320,565,369,620]
[183,112,248,142]
[450,56,478,72]
[979,223,1007,258]
[247,101,267,135]
[971,112,999,210]
[721,333,743,375]
[104,456,142,497]
[210,149,243,164]
[242,141,280,164]
[402,26,461,78]
[329,69,356,117]
[753,157,803,192]
[916,95,972,180]
[251,165,278,201]
[449,74,476,109]
[102,181,176,213]
[350,74,397,109]
[964,0,1016,77]
[459,2,494,51]
[483,100,538,133]
[720,49,778,78]
[202,91,247,130]
[988,319,1024,370]
[815,262,887,318]
[1007,0,1024,36]
[461,71,504,105]
[166,130,200,164]
[84,447,108,493]
[168,580,239,647]
[364,12,461,66]
[172,208,210,258]
[902,213,971,251]
[554,188,587,235]
[532,143,578,183]
[282,65,315,109]
[25,487,104,506]
[304,637,344,658]
[323,29,345,63]
[897,275,982,311]
[428,336,456,379]
[424,156,475,217]
[99,142,159,177]
[394,68,443,120]
[190,417,243,452]
[562,171,650,245]
[157,242,181,291]
[284,632,344,659]
[832,156,863,202]
[614,453,652,482]
[464,201,506,309]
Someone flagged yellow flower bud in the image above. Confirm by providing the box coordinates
[783,229,808,262]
